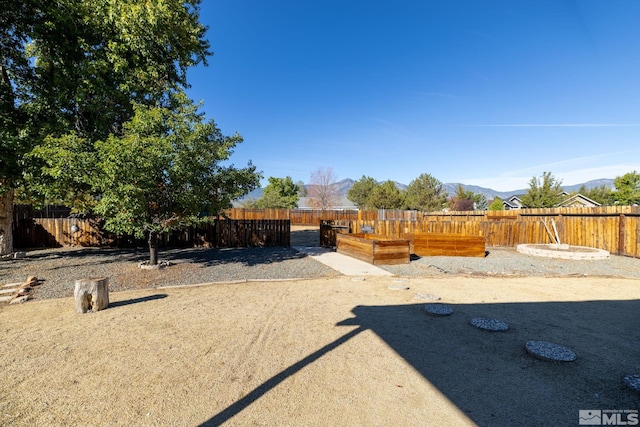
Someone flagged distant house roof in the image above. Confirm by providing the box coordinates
[557,193,601,208]
[503,195,524,210]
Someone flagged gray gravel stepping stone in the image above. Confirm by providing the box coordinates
[424,303,453,316]
[470,318,509,332]
[525,340,577,362]
[623,375,640,394]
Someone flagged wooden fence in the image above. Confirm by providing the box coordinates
[12,206,640,258]
[225,208,378,224]
[13,218,290,249]
[318,206,640,258]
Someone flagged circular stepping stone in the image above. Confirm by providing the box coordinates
[470,318,509,332]
[424,303,453,316]
[623,375,640,394]
[525,340,577,362]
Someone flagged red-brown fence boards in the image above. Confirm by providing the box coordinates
[14,219,289,249]
[12,206,640,258]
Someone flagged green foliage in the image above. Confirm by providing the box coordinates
[450,184,472,211]
[295,180,307,198]
[25,133,99,211]
[369,180,405,209]
[93,94,260,239]
[577,185,615,206]
[520,172,564,208]
[474,193,488,210]
[613,171,640,206]
[347,175,377,209]
[448,184,488,211]
[405,173,448,211]
[454,184,474,201]
[488,197,504,211]
[2,0,211,204]
[255,176,300,209]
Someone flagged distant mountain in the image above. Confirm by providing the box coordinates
[331,178,356,195]
[563,179,615,193]
[234,178,616,208]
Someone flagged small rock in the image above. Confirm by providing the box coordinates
[10,296,29,304]
[139,260,172,270]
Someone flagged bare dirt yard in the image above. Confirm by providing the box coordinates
[0,228,639,426]
[1,277,639,426]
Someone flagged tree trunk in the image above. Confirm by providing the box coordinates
[148,230,159,265]
[0,189,14,256]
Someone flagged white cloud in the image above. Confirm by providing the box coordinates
[464,163,640,192]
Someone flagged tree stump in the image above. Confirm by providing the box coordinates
[74,277,109,313]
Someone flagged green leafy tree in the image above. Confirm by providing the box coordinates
[488,197,504,211]
[347,175,378,210]
[613,171,640,206]
[577,185,615,206]
[0,0,210,255]
[520,172,564,208]
[474,193,489,210]
[255,176,300,209]
[450,184,475,211]
[405,173,448,211]
[295,180,308,198]
[93,95,260,265]
[370,180,405,209]
[238,198,258,208]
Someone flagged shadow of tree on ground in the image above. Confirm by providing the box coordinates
[201,298,640,426]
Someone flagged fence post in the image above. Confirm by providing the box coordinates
[618,214,625,255]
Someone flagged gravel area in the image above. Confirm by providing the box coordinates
[2,244,639,302]
[381,246,640,279]
[0,246,340,301]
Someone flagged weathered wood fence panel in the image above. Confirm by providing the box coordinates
[225,208,377,224]
[13,219,290,249]
[314,206,640,258]
[12,206,640,258]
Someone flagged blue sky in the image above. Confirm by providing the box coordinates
[186,0,640,192]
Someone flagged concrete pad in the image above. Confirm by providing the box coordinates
[293,246,393,276]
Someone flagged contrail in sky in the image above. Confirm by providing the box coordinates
[476,123,640,128]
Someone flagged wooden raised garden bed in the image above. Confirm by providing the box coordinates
[319,220,351,247]
[402,233,486,257]
[336,233,410,265]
